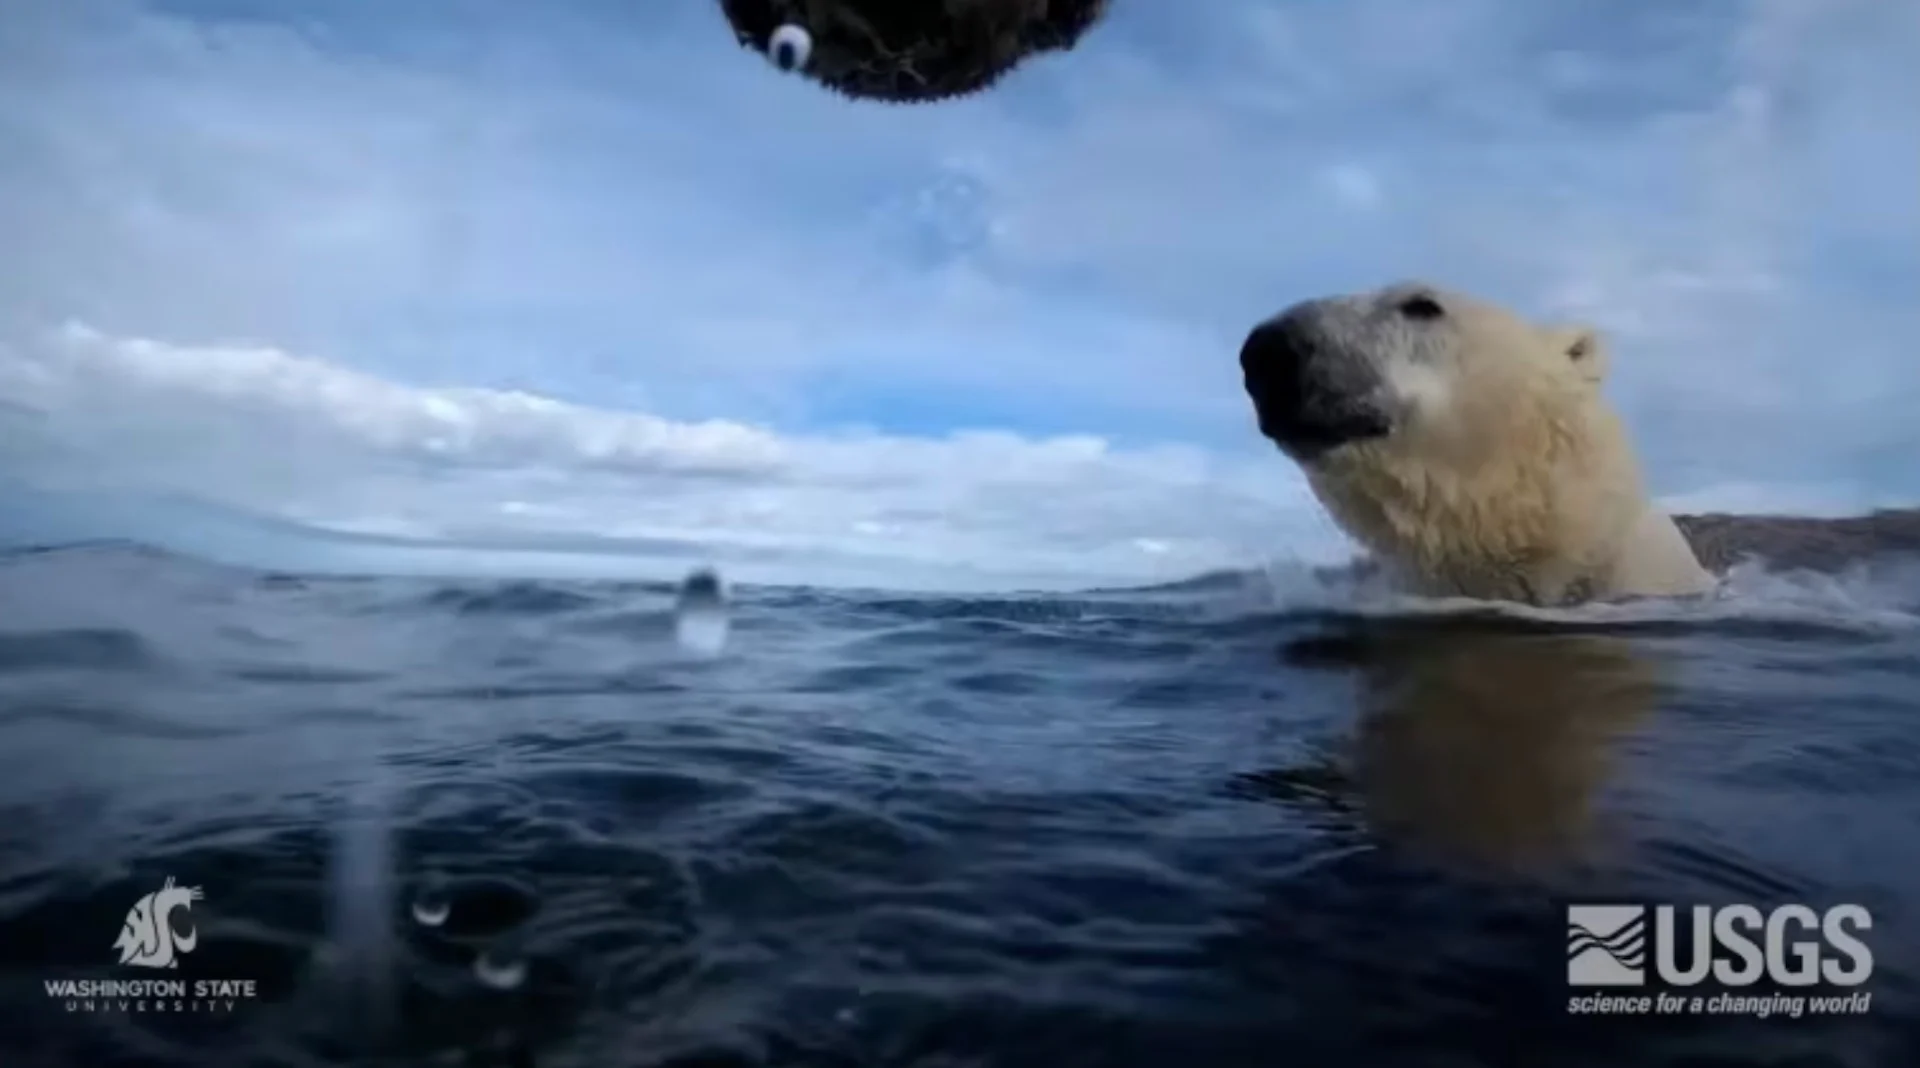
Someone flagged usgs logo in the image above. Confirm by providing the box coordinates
[1567,904,1873,988]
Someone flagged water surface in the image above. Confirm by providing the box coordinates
[1,543,1916,1067]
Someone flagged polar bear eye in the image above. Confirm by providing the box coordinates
[1397,294,1445,321]
[768,24,813,72]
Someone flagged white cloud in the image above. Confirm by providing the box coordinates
[25,323,789,477]
[0,323,1340,591]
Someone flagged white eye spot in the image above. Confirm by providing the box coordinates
[769,24,812,72]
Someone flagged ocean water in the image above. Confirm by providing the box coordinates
[1,542,1918,1068]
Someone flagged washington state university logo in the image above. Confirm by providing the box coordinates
[113,876,204,969]
[1567,905,1647,986]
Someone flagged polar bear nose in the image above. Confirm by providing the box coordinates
[1240,320,1308,395]
[1240,315,1392,460]
[1241,320,1317,430]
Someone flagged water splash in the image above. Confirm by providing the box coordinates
[1252,555,1920,635]
[674,567,730,657]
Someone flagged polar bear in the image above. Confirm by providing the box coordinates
[1239,281,1717,606]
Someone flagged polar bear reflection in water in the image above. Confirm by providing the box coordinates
[1244,617,1667,873]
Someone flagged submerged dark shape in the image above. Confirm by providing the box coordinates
[1673,508,1920,575]
[718,0,1111,103]
[1244,620,1666,873]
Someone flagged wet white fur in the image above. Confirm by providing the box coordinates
[1288,283,1714,606]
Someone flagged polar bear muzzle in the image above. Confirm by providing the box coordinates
[1240,307,1394,462]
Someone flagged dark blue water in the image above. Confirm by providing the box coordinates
[1,542,1918,1067]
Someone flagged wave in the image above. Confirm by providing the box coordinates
[10,530,1920,644]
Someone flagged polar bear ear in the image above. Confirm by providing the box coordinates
[1556,325,1608,385]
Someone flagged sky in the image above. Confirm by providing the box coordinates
[0,0,1916,591]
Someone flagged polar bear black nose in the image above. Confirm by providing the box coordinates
[1240,313,1392,460]
[1242,320,1316,436]
[1240,320,1309,407]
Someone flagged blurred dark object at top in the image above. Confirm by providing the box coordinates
[719,0,1111,103]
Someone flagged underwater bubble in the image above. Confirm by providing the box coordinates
[411,879,450,928]
[474,939,530,991]
[769,24,812,72]
[674,567,730,657]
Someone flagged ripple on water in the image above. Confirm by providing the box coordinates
[518,765,758,825]
[417,582,604,618]
[0,698,243,740]
[0,627,161,674]
[792,661,925,694]
[1633,833,1816,903]
[223,664,390,686]
[1694,710,1920,797]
